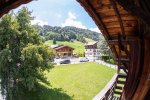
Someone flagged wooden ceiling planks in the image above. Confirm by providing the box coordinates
[89,0,137,38]
[89,0,110,5]
[0,0,32,17]
[77,0,139,57]
[77,0,139,62]
[111,0,125,38]
[77,0,150,99]
[77,0,112,40]
[77,0,119,61]
[116,0,150,27]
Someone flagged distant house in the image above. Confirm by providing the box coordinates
[85,42,100,61]
[52,45,74,58]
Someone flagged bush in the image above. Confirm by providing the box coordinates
[79,53,85,57]
[106,59,115,65]
[100,55,109,61]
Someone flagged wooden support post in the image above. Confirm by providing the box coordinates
[132,37,150,100]
[121,38,141,100]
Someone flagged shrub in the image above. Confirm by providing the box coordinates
[100,55,109,61]
[106,59,115,64]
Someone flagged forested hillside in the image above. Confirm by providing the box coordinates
[34,25,110,56]
[33,25,102,43]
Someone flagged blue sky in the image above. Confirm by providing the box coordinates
[14,0,100,33]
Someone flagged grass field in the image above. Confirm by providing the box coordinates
[45,40,85,54]
[25,62,116,100]
[84,37,95,42]
[48,62,116,100]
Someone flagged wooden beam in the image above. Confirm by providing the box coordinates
[77,0,111,39]
[0,0,16,10]
[0,0,32,17]
[77,0,118,58]
[108,40,129,45]
[133,38,150,100]
[116,0,150,27]
[116,58,129,62]
[110,0,126,39]
[122,39,141,100]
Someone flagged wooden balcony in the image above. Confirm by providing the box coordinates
[93,73,127,100]
[93,74,117,100]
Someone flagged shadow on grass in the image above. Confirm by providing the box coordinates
[17,83,73,100]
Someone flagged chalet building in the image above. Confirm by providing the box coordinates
[52,45,74,58]
[85,42,100,61]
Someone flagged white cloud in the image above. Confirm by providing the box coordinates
[56,14,62,18]
[90,27,101,33]
[68,12,76,19]
[31,19,49,26]
[61,11,87,29]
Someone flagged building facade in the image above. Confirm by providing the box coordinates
[52,45,74,58]
[85,42,100,61]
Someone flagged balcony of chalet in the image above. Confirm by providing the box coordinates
[0,0,150,100]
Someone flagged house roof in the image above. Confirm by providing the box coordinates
[51,45,58,48]
[85,42,97,46]
[53,45,74,50]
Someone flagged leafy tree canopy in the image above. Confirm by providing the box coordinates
[33,25,102,43]
[0,7,54,100]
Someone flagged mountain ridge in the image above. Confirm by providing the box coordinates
[33,25,102,43]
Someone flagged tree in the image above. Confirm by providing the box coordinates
[53,38,57,44]
[98,36,113,62]
[76,35,86,43]
[34,25,101,42]
[0,7,54,100]
[98,37,110,55]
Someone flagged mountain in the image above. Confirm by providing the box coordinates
[33,25,110,55]
[33,25,102,43]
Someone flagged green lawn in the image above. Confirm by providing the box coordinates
[45,40,85,54]
[48,62,116,100]
[84,37,95,42]
[25,62,116,100]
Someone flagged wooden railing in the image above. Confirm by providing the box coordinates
[93,38,140,100]
[93,74,118,100]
